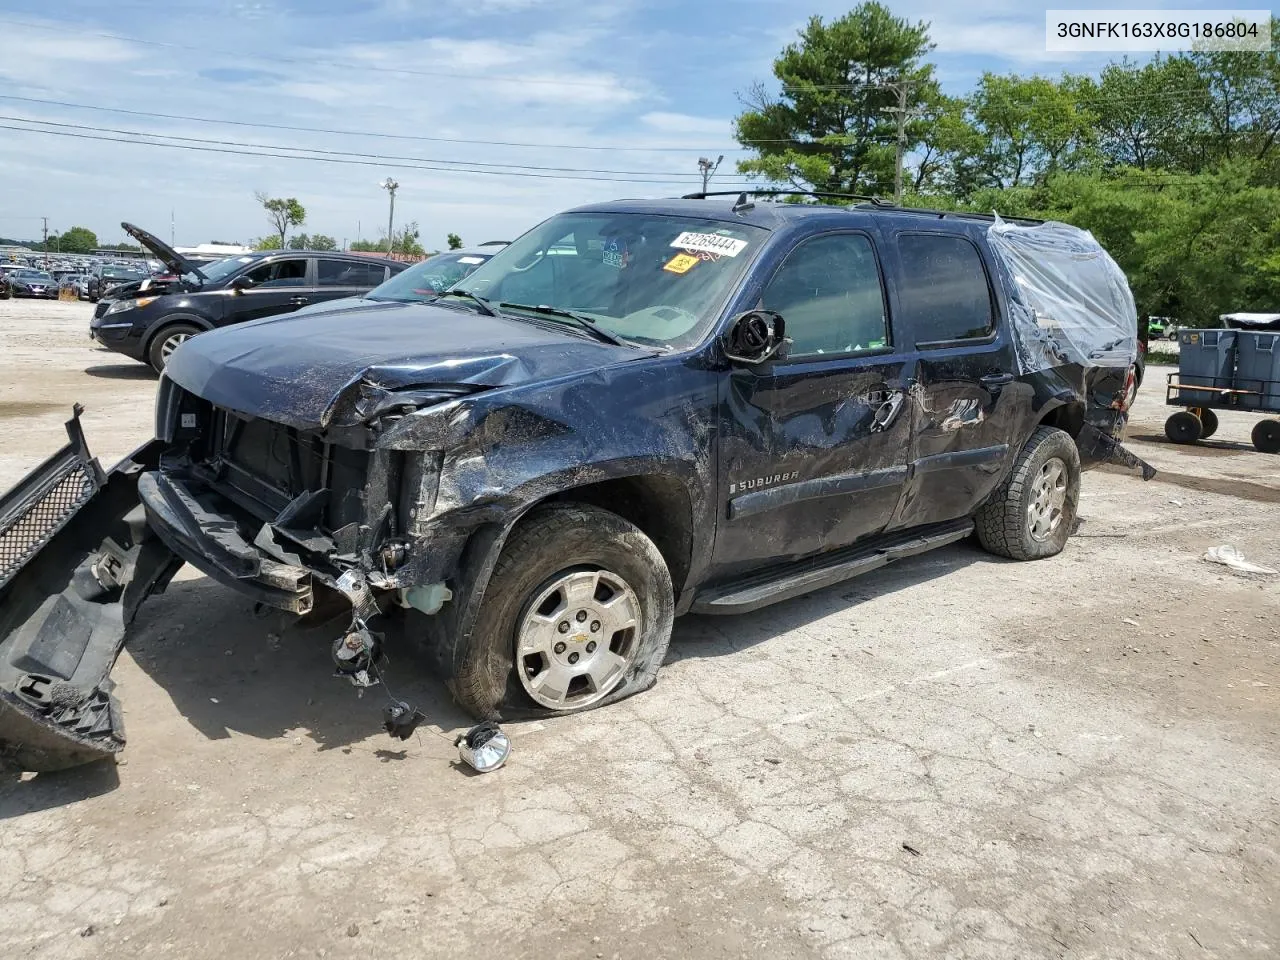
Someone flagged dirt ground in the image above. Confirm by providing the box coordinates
[1,299,1277,960]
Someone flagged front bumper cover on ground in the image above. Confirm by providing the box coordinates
[0,411,181,772]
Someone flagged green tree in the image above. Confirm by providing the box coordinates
[734,2,936,196]
[968,73,1093,189]
[254,192,306,246]
[310,234,337,251]
[254,235,283,250]
[287,233,311,250]
[392,221,424,256]
[447,232,463,250]
[52,226,98,253]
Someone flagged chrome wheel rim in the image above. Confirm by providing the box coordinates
[160,332,191,363]
[516,569,640,710]
[1027,457,1069,543]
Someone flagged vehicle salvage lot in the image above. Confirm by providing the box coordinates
[2,298,1277,960]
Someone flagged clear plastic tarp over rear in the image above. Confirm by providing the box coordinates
[987,215,1138,374]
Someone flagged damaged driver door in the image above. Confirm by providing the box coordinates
[712,231,914,581]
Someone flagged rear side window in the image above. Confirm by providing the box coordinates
[245,258,307,287]
[319,260,386,287]
[896,234,995,344]
[761,233,889,358]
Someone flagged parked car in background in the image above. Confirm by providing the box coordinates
[289,244,507,318]
[88,262,150,301]
[1147,316,1180,340]
[89,222,406,371]
[8,269,58,299]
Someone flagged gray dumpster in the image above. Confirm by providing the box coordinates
[1235,330,1280,412]
[1176,329,1236,406]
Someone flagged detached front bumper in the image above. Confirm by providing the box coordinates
[138,471,315,615]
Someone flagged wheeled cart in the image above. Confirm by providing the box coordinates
[1165,329,1280,453]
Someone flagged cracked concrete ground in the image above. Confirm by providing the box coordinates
[1,301,1277,959]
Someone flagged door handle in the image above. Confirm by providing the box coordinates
[980,372,1015,394]
[289,296,310,306]
[870,389,905,433]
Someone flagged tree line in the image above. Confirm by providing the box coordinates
[736,3,1280,325]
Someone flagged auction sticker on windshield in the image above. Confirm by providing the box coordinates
[670,232,748,258]
[663,253,700,274]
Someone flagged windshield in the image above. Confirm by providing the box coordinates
[102,265,147,280]
[20,271,52,282]
[367,251,492,302]
[460,212,767,348]
[186,255,258,285]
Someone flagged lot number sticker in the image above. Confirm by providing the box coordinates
[670,232,748,258]
[663,253,700,274]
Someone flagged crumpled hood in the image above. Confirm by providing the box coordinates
[163,301,647,430]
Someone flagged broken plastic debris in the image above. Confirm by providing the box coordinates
[1204,545,1277,576]
[455,721,510,773]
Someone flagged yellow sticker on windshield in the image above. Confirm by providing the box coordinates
[663,253,699,274]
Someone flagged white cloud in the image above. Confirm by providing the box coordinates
[640,112,733,138]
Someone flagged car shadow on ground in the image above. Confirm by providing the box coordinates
[1,543,990,810]
[121,576,476,754]
[83,364,156,380]
[667,540,992,664]
[1128,431,1255,455]
[0,760,121,819]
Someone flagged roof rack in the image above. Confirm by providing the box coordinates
[681,189,895,207]
[867,203,1046,226]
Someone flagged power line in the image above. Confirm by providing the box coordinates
[0,94,750,154]
[0,115,710,177]
[0,121,766,187]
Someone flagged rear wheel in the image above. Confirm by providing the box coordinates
[1165,411,1202,445]
[147,323,201,372]
[450,503,674,719]
[975,426,1080,561]
[1252,419,1280,454]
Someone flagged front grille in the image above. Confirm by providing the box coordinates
[0,444,101,589]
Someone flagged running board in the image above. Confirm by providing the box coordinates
[690,521,974,615]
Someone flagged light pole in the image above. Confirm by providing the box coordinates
[379,178,399,255]
[698,155,723,194]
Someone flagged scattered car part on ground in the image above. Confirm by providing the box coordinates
[88,222,406,371]
[0,193,1154,772]
[455,721,511,772]
[1203,544,1277,576]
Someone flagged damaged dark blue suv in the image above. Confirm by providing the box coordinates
[0,192,1152,771]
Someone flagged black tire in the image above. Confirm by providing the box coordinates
[1252,418,1280,454]
[975,426,1081,561]
[147,323,201,372]
[1165,411,1203,444]
[450,503,674,720]
[1193,407,1219,439]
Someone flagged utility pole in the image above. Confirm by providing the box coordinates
[881,80,916,206]
[42,217,49,269]
[379,178,399,255]
[171,208,175,247]
[698,155,724,194]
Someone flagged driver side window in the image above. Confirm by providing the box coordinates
[762,233,889,358]
[244,258,307,288]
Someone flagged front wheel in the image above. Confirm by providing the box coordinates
[1253,419,1280,454]
[450,503,674,719]
[975,426,1081,561]
[147,323,201,372]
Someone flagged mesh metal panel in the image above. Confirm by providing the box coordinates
[0,460,96,587]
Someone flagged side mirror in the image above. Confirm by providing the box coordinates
[231,275,256,293]
[723,310,789,365]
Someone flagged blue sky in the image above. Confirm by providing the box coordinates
[0,1,1247,250]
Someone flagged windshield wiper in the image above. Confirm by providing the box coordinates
[497,302,624,346]
[433,289,499,317]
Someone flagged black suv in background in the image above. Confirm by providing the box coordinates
[90,223,405,371]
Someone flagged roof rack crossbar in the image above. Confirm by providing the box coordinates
[681,189,894,207]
